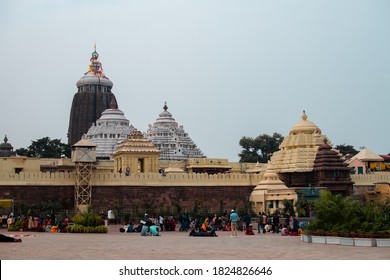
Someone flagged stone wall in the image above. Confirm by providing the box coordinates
[0,184,254,217]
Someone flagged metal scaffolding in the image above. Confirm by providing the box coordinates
[74,162,93,208]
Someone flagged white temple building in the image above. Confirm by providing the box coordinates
[86,101,134,159]
[145,102,206,161]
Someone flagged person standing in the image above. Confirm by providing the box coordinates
[230,209,239,237]
[262,212,268,233]
[243,212,251,231]
[257,212,263,233]
[158,214,164,231]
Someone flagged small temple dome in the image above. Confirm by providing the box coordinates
[86,103,134,160]
[289,111,322,135]
[76,74,113,88]
[0,135,16,157]
[0,135,13,150]
[249,162,297,214]
[155,102,176,124]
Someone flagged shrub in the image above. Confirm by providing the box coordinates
[305,191,390,237]
[71,212,103,227]
[68,211,107,234]
[8,220,23,231]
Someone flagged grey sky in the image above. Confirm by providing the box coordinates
[0,0,389,161]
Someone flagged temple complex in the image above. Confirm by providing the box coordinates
[0,136,16,157]
[266,111,354,196]
[0,42,387,216]
[145,102,205,161]
[113,129,160,174]
[68,45,118,146]
[86,100,135,159]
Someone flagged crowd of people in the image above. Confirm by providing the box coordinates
[120,210,303,238]
[3,213,70,233]
[3,209,304,239]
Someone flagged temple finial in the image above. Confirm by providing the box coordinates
[301,110,308,121]
[163,101,168,111]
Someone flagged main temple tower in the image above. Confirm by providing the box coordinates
[68,45,118,146]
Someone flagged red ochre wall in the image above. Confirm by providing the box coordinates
[0,185,254,216]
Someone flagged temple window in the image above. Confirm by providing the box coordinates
[15,168,23,174]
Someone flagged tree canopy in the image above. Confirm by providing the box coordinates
[16,137,71,158]
[238,132,284,163]
[334,144,358,156]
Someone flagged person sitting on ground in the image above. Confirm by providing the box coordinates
[149,224,160,236]
[50,225,58,233]
[0,233,22,242]
[189,226,218,237]
[126,223,134,233]
[245,224,255,235]
[281,225,289,236]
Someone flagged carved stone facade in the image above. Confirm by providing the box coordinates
[86,101,134,159]
[145,102,205,160]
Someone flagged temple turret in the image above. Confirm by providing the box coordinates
[0,135,16,157]
[313,140,353,196]
[269,111,330,190]
[68,45,118,146]
[86,100,134,160]
[145,102,205,160]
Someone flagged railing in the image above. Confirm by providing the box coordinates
[351,172,390,185]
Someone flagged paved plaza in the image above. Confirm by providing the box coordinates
[1,225,389,260]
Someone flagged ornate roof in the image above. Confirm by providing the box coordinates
[0,135,13,150]
[145,102,205,160]
[113,129,160,155]
[270,111,330,173]
[72,136,97,148]
[0,135,16,157]
[254,162,288,189]
[313,141,351,171]
[351,148,384,162]
[86,103,134,159]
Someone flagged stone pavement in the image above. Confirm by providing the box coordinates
[0,226,389,260]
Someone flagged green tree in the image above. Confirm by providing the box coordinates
[238,132,283,163]
[16,137,70,158]
[282,199,296,217]
[334,144,358,156]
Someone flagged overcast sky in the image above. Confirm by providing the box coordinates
[0,0,389,161]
